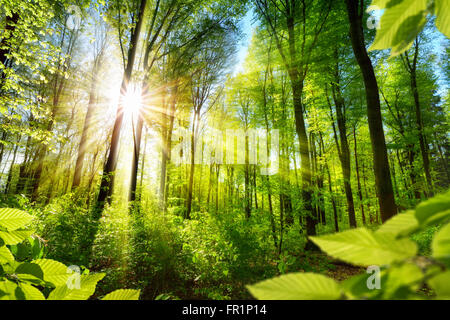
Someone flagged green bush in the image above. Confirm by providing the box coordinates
[33,193,94,267]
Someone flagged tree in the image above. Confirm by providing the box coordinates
[344,0,397,223]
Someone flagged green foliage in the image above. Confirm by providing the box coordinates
[124,206,275,300]
[248,272,341,300]
[247,190,450,300]
[0,207,140,300]
[33,193,94,266]
[369,0,450,57]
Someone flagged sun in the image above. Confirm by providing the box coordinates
[122,84,142,115]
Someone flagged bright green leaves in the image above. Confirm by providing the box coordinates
[340,272,381,299]
[0,280,21,300]
[47,273,105,300]
[427,271,450,299]
[18,283,46,300]
[369,0,427,57]
[434,0,450,37]
[432,223,450,267]
[0,208,34,267]
[102,289,141,300]
[376,210,419,237]
[0,246,14,264]
[310,228,417,267]
[368,0,450,57]
[414,189,450,227]
[382,263,424,299]
[247,273,341,300]
[0,208,33,231]
[15,262,46,286]
[0,230,34,245]
[248,191,450,300]
[0,206,139,300]
[33,259,72,287]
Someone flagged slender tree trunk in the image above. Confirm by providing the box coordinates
[186,111,199,219]
[72,61,100,190]
[4,142,19,194]
[244,132,250,218]
[353,125,366,225]
[96,0,147,214]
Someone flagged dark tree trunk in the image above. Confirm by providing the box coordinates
[345,0,397,223]
[403,41,433,196]
[95,0,147,215]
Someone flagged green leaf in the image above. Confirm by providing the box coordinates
[432,223,450,267]
[415,190,450,227]
[0,279,19,300]
[369,0,428,57]
[47,273,105,300]
[340,272,383,300]
[0,246,14,264]
[33,259,69,287]
[376,210,419,237]
[14,262,46,285]
[247,273,341,300]
[367,0,391,10]
[390,12,427,56]
[383,263,423,299]
[0,230,33,245]
[0,208,33,231]
[427,271,450,299]
[310,228,417,267]
[18,283,45,300]
[435,0,450,38]
[102,289,141,300]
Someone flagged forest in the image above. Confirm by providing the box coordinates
[0,0,449,301]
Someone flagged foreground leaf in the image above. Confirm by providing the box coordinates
[0,246,14,264]
[310,228,417,267]
[376,211,418,237]
[33,259,70,287]
[47,273,105,300]
[427,271,450,299]
[435,0,450,37]
[102,289,140,300]
[18,283,45,300]
[0,208,33,231]
[415,190,450,227]
[369,0,427,57]
[0,230,33,245]
[432,223,450,267]
[247,273,341,300]
[0,280,20,300]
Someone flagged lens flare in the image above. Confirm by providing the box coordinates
[123,84,142,115]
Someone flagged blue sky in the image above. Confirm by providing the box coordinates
[233,9,257,75]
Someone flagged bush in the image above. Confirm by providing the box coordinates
[0,207,139,300]
[247,189,450,300]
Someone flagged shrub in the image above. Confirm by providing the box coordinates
[33,193,94,267]
[0,207,139,300]
[247,189,450,300]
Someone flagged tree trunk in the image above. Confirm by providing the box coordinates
[353,125,366,225]
[96,0,147,214]
[345,0,397,223]
[72,60,101,190]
